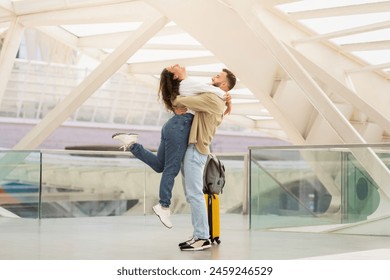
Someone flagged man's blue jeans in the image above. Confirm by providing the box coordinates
[130,113,193,208]
[182,144,209,240]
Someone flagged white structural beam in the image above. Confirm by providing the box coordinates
[147,1,343,204]
[0,16,13,24]
[36,26,110,66]
[145,0,304,146]
[13,15,168,149]
[154,24,186,36]
[251,11,364,144]
[341,40,390,52]
[288,1,390,19]
[0,18,24,106]
[288,45,390,135]
[142,44,205,51]
[12,0,137,14]
[270,0,300,4]
[230,103,269,116]
[127,56,220,74]
[78,31,135,48]
[37,26,79,49]
[77,24,191,49]
[347,62,390,73]
[249,4,390,199]
[224,115,257,129]
[18,1,151,26]
[293,20,390,45]
[78,30,205,50]
[0,0,13,14]
[0,25,7,34]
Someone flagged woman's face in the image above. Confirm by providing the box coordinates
[166,64,186,80]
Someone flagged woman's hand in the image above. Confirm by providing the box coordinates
[223,93,232,115]
[174,107,188,115]
[224,101,232,115]
[224,92,232,103]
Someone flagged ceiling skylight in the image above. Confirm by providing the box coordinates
[62,22,142,37]
[277,0,390,72]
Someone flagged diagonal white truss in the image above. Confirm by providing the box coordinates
[0,0,388,143]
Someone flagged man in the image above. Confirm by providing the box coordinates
[112,65,234,233]
[171,67,236,251]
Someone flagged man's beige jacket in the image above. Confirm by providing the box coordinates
[173,92,224,155]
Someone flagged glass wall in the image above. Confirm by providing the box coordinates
[249,144,390,234]
[40,150,148,218]
[0,149,247,219]
[3,144,390,236]
[0,150,41,218]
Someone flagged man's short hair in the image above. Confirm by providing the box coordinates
[223,68,237,90]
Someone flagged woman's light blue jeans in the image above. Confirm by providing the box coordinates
[181,144,209,240]
[130,113,193,208]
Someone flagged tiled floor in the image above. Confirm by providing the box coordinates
[1,214,390,260]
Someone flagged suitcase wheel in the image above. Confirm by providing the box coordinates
[211,237,221,244]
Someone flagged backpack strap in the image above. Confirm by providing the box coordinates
[203,154,213,194]
[214,154,225,193]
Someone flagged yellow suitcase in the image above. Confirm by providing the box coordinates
[204,194,221,244]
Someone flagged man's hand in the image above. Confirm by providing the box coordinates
[174,107,188,115]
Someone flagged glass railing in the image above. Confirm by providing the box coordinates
[0,150,41,218]
[249,144,390,235]
[0,149,247,219]
[4,144,390,236]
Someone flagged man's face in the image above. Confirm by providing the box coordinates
[166,64,186,80]
[212,71,228,89]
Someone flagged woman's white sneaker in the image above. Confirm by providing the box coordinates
[112,133,138,151]
[152,203,172,229]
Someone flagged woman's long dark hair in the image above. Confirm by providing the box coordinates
[158,68,180,112]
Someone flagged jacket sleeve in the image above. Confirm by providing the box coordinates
[173,92,225,115]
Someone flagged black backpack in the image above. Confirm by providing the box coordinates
[203,154,226,195]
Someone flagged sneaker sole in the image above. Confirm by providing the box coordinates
[178,240,193,247]
[112,132,124,139]
[180,244,211,251]
[152,206,172,229]
[111,132,138,139]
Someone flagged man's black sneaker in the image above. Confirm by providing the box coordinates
[180,238,211,251]
[178,237,194,247]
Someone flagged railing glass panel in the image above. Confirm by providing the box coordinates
[343,152,380,223]
[249,144,390,235]
[1,149,247,219]
[0,150,41,218]
[40,150,147,218]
